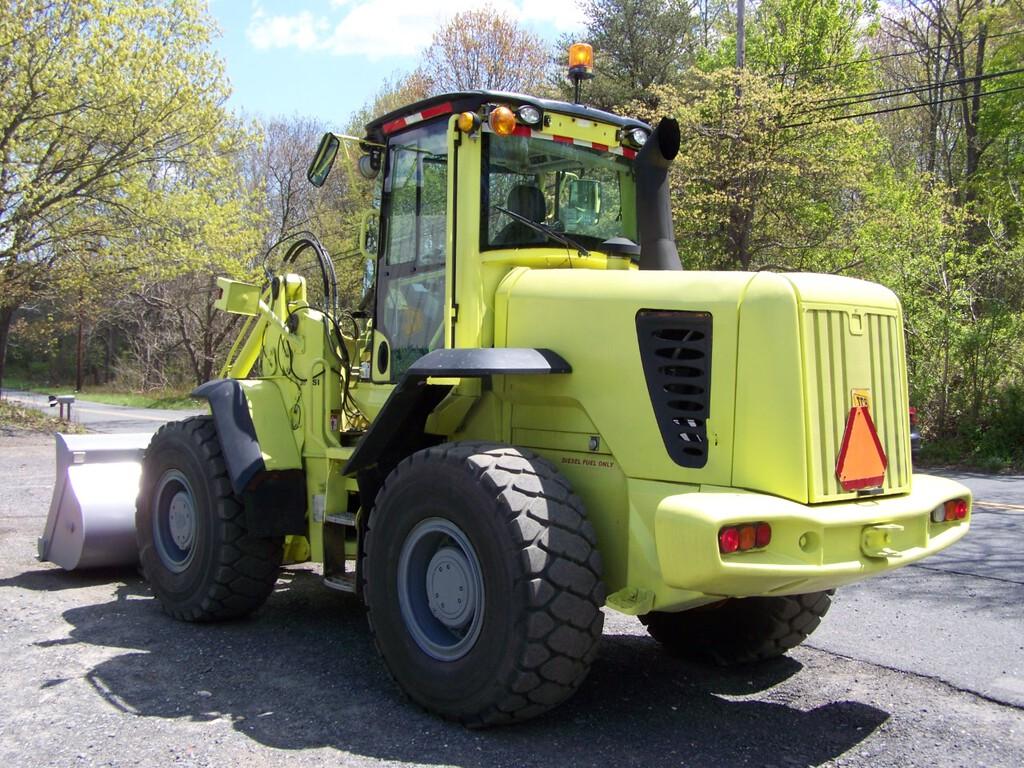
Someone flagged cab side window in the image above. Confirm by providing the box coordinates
[378,120,449,378]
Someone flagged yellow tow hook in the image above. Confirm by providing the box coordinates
[861,523,904,559]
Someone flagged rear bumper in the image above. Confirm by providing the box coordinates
[650,473,969,599]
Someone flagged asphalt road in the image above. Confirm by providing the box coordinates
[811,474,1024,709]
[0,418,1021,765]
[3,390,205,434]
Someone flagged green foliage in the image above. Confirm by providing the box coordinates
[0,0,250,388]
[850,169,1021,434]
[561,0,702,109]
[747,0,876,86]
[5,378,200,409]
[646,70,879,272]
[971,385,1024,467]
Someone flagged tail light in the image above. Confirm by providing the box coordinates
[909,406,918,426]
[931,498,968,523]
[719,527,740,553]
[719,523,772,554]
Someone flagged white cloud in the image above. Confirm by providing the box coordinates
[247,7,328,51]
[246,1,587,59]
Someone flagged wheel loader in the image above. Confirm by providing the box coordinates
[40,68,971,726]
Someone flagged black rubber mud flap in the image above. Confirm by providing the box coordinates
[192,380,307,537]
[342,348,570,477]
[192,379,265,495]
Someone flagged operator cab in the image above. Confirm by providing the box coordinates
[308,90,655,381]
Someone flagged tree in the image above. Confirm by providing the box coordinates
[420,7,550,94]
[647,71,878,271]
[243,115,368,313]
[874,0,1023,209]
[568,0,699,109]
[346,71,433,134]
[0,0,238,390]
[746,0,875,87]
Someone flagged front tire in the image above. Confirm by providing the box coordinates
[363,443,605,726]
[136,416,282,621]
[640,591,833,665]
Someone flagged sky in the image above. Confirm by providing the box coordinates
[208,1,587,126]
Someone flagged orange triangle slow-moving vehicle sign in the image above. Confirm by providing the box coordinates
[835,405,887,491]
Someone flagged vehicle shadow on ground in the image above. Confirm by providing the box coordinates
[3,565,888,768]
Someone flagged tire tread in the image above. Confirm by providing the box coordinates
[363,442,605,726]
[640,590,833,665]
[137,416,282,622]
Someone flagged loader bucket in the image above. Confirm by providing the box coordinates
[39,433,153,570]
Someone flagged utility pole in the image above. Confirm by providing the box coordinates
[76,289,84,392]
[736,0,746,70]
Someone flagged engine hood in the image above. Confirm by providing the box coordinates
[495,268,910,503]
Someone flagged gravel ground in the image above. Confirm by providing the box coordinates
[1,431,1022,767]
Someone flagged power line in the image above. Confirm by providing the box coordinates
[798,66,1024,114]
[783,82,1024,128]
[765,27,1024,80]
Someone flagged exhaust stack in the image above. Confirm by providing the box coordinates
[635,117,682,271]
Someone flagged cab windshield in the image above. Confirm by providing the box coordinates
[481,133,637,251]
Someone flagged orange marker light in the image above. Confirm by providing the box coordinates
[738,525,757,551]
[489,105,516,136]
[568,42,594,74]
[457,111,479,133]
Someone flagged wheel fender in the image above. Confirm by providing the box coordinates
[343,347,571,478]
[191,379,306,536]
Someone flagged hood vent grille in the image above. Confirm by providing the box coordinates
[636,310,713,468]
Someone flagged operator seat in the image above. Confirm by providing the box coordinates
[494,184,548,245]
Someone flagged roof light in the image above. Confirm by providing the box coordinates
[489,105,516,136]
[619,127,648,149]
[457,111,480,134]
[516,105,542,125]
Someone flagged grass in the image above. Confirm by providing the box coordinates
[2,376,200,410]
[0,398,88,434]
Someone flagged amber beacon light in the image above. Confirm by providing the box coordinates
[567,43,594,103]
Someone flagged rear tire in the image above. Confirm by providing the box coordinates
[640,591,833,665]
[363,442,605,726]
[136,416,282,621]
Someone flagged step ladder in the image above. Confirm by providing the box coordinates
[322,511,358,594]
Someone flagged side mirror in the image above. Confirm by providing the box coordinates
[307,133,340,187]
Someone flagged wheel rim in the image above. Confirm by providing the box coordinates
[153,469,198,573]
[397,518,485,661]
